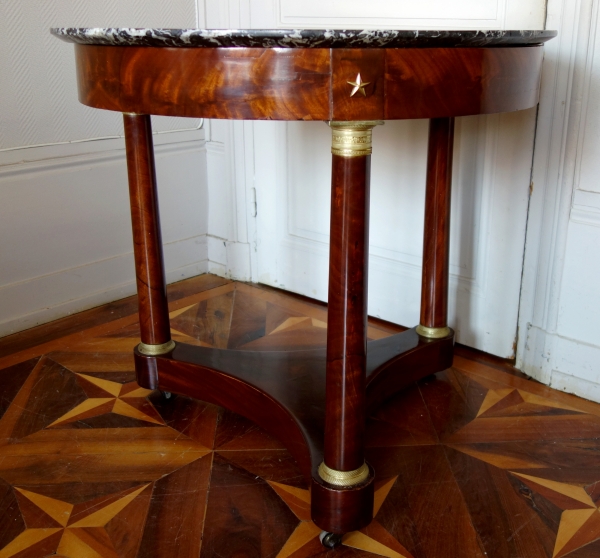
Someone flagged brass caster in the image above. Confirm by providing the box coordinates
[319,531,343,549]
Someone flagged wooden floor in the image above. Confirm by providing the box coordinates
[1,275,600,558]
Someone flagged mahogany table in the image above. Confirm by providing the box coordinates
[53,27,555,546]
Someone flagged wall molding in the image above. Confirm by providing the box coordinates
[572,0,600,195]
[523,325,600,403]
[0,234,208,338]
[256,109,535,357]
[277,0,503,28]
[0,130,209,337]
[273,0,545,29]
[0,127,205,168]
[571,190,600,227]
[517,0,600,379]
[284,120,482,290]
[205,121,256,282]
[0,0,200,151]
[0,136,205,182]
[203,0,544,357]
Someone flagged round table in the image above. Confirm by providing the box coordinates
[52,27,556,541]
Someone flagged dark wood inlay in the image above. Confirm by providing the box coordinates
[1,277,599,557]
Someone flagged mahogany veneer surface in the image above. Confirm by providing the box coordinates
[73,45,543,121]
[1,275,600,557]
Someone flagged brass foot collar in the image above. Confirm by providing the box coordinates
[318,461,370,487]
[329,121,384,158]
[416,325,451,339]
[138,340,176,356]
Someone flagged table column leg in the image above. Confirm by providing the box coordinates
[123,114,174,362]
[312,121,382,534]
[417,117,455,339]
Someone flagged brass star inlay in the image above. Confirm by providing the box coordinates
[347,73,371,97]
[271,477,414,557]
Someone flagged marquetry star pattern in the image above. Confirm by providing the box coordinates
[444,384,600,556]
[47,374,164,427]
[347,73,371,97]
[0,484,150,558]
[3,281,600,556]
[510,472,600,558]
[476,388,584,418]
[270,477,414,558]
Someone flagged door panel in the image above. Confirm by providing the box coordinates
[239,0,545,357]
[255,110,537,358]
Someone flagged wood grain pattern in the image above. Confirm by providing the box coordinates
[200,453,298,557]
[1,276,600,556]
[123,114,171,347]
[77,45,331,121]
[75,45,544,120]
[325,155,371,473]
[420,117,455,329]
[149,325,451,470]
[138,455,211,557]
[331,49,385,121]
[311,473,375,534]
[0,274,230,360]
[366,329,454,413]
[75,50,542,543]
[384,47,544,119]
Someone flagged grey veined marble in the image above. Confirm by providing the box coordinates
[51,28,557,49]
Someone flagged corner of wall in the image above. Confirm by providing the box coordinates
[518,325,600,403]
[516,0,600,402]
[205,119,256,283]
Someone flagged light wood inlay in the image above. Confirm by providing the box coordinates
[1,275,599,557]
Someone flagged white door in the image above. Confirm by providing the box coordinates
[239,0,546,358]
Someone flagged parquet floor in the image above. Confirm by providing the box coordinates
[1,275,600,558]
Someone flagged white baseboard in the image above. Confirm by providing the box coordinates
[0,126,209,338]
[206,235,252,281]
[0,235,208,338]
[0,227,258,337]
[518,325,600,403]
[549,370,600,404]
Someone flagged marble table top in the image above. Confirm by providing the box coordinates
[51,28,556,49]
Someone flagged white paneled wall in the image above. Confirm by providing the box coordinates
[276,0,545,28]
[253,113,538,358]
[206,0,545,358]
[518,0,600,402]
[4,0,594,403]
[0,0,209,336]
[203,2,257,281]
[0,0,203,149]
